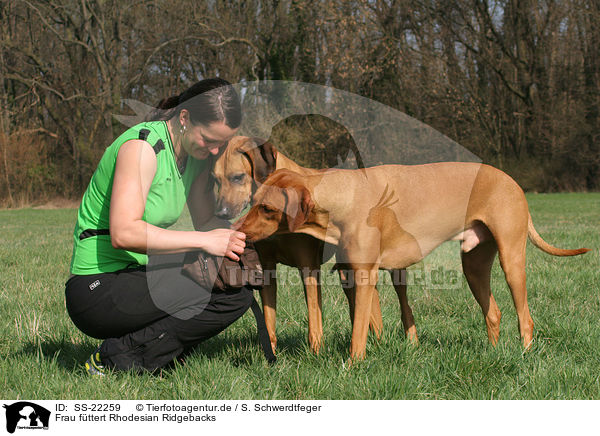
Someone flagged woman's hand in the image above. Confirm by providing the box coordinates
[199,228,246,261]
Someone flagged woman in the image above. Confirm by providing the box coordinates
[65,78,249,375]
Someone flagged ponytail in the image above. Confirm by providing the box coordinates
[145,95,180,121]
[145,78,241,128]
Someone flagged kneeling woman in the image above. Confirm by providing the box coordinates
[65,78,250,375]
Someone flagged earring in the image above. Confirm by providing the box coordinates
[180,125,186,134]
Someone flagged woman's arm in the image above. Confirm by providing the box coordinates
[109,139,246,260]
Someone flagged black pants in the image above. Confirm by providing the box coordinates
[65,254,253,372]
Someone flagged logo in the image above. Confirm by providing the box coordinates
[3,402,50,433]
[89,280,101,291]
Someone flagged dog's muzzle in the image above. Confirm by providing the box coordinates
[215,200,248,220]
[215,206,233,219]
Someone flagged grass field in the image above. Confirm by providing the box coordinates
[0,193,598,400]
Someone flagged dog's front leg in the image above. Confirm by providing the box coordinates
[390,269,418,344]
[301,267,324,354]
[259,259,278,354]
[369,287,383,339]
[349,265,379,361]
[339,269,383,339]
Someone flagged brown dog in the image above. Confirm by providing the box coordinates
[234,165,590,361]
[212,137,390,354]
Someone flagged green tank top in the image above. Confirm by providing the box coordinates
[70,121,206,275]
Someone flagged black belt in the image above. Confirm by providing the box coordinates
[79,229,110,240]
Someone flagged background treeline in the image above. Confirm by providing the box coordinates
[1,0,598,206]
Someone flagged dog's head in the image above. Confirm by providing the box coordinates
[212,136,277,219]
[233,169,314,242]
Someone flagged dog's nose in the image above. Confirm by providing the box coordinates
[215,207,232,219]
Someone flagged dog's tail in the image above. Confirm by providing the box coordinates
[527,214,590,256]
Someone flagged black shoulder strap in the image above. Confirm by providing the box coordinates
[153,139,165,155]
[138,129,150,141]
[138,128,164,155]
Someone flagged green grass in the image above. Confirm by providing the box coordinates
[1,193,599,399]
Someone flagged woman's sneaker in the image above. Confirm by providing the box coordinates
[85,348,106,377]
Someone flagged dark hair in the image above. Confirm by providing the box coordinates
[146,78,242,128]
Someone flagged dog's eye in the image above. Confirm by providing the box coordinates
[229,174,246,184]
[210,174,221,190]
[260,204,276,214]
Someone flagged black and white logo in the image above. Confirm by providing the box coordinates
[3,402,50,433]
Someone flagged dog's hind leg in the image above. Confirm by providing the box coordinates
[497,240,534,349]
[461,240,502,345]
[390,269,418,344]
[485,207,534,349]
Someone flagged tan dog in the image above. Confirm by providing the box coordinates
[212,137,390,354]
[234,165,590,361]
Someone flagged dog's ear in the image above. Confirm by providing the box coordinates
[238,138,277,183]
[284,185,314,232]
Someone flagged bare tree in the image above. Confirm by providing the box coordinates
[0,0,598,204]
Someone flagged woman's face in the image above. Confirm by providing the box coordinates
[181,113,238,160]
